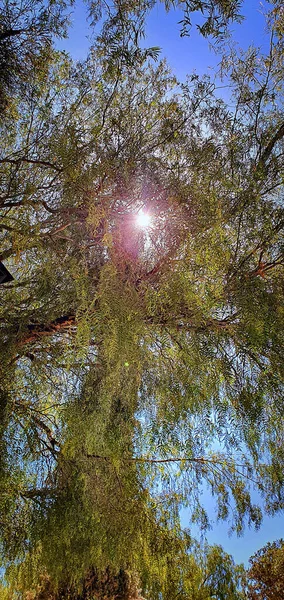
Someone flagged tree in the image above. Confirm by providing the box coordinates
[0,0,74,114]
[0,2,283,599]
[247,540,284,600]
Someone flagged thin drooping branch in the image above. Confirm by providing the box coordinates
[146,314,237,332]
[85,452,242,467]
[232,121,284,218]
[18,453,266,504]
[84,453,266,487]
[32,414,60,451]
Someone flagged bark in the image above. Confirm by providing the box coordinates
[18,314,76,347]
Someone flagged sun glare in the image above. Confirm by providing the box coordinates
[136,211,151,228]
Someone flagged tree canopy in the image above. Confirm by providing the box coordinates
[0,1,283,599]
[247,539,284,600]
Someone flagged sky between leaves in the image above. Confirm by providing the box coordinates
[55,0,284,566]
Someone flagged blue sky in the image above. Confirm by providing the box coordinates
[58,0,272,75]
[183,490,284,567]
[144,0,271,81]
[56,0,284,567]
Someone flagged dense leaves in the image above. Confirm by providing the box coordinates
[0,1,283,599]
[247,540,284,600]
[0,0,73,113]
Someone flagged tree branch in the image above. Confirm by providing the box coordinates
[85,453,241,467]
[259,121,284,166]
[20,487,56,499]
[0,28,25,41]
[0,157,62,172]
[18,314,76,347]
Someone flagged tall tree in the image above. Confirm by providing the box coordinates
[0,2,283,599]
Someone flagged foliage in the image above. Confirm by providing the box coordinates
[166,0,243,38]
[0,1,283,599]
[247,539,284,600]
[0,0,73,113]
[0,0,244,111]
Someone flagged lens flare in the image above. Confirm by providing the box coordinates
[136,211,151,228]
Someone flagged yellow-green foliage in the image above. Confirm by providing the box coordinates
[0,7,283,598]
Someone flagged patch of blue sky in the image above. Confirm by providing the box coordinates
[143,0,272,83]
[56,1,272,71]
[182,489,284,567]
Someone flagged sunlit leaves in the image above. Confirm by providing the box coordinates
[0,4,284,597]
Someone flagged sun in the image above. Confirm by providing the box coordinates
[136,211,151,228]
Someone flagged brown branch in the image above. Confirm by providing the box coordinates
[20,487,57,499]
[32,415,60,450]
[46,222,72,237]
[250,256,284,278]
[260,121,284,165]
[0,157,62,172]
[254,32,274,158]
[13,305,236,354]
[18,314,76,347]
[232,121,284,219]
[85,453,209,464]
[228,219,284,280]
